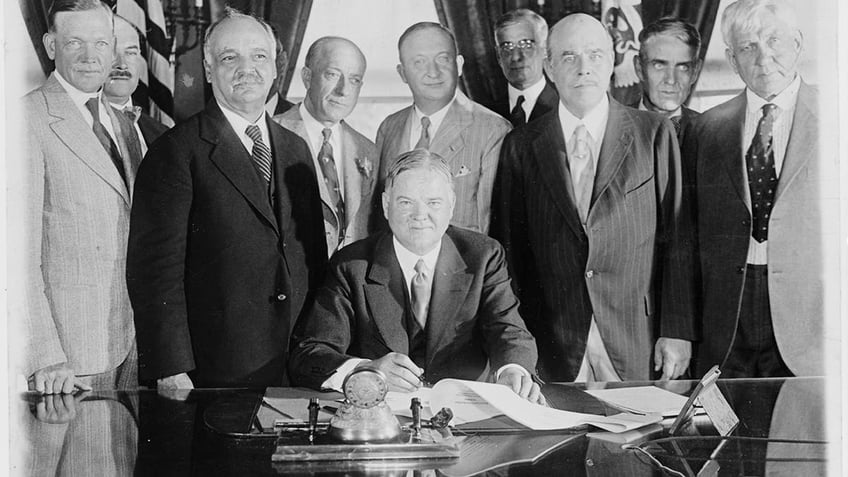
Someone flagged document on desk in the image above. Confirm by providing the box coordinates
[584,386,704,417]
[388,379,661,433]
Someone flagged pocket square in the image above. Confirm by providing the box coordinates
[455,165,471,177]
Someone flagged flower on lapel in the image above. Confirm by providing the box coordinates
[455,165,471,178]
[355,156,373,178]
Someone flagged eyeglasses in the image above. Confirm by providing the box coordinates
[497,39,537,55]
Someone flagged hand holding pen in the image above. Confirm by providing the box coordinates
[355,352,426,392]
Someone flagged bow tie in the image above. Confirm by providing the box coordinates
[123,105,142,123]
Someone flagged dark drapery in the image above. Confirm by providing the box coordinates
[433,0,718,110]
[19,0,53,77]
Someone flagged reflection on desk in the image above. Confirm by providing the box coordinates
[15,377,831,476]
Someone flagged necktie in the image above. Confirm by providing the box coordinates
[317,128,346,234]
[411,259,431,328]
[85,97,127,184]
[510,95,526,127]
[570,124,595,225]
[746,103,779,243]
[415,116,431,150]
[123,105,141,123]
[245,124,272,184]
[670,115,682,136]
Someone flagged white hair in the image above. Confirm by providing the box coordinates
[721,0,800,48]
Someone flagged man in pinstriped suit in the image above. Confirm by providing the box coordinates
[13,0,142,393]
[492,14,696,382]
[376,22,512,235]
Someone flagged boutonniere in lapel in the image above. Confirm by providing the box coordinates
[455,165,471,178]
[355,156,373,179]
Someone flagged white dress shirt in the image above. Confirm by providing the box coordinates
[408,93,456,150]
[217,101,271,158]
[743,75,800,265]
[508,77,547,122]
[299,103,345,194]
[55,72,119,145]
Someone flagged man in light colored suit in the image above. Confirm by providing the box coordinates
[104,15,168,150]
[376,22,512,234]
[681,0,832,377]
[290,150,542,404]
[492,14,695,382]
[14,0,142,393]
[493,9,559,127]
[274,37,377,257]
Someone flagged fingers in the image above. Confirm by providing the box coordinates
[374,353,423,392]
[654,344,663,372]
[74,378,93,392]
[61,375,76,394]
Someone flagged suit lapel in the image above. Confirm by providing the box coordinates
[280,108,337,220]
[104,97,141,199]
[364,234,410,354]
[340,121,364,226]
[425,233,472,368]
[529,81,558,122]
[204,103,279,235]
[534,115,585,237]
[431,94,470,162]
[592,99,633,206]
[43,75,130,204]
[775,83,817,203]
[719,94,749,209]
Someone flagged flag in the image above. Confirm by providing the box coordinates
[116,0,175,126]
[601,0,644,104]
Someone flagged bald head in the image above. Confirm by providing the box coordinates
[301,36,367,126]
[545,13,614,118]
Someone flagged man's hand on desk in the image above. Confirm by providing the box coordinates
[654,337,692,380]
[357,352,424,392]
[496,368,547,405]
[157,373,194,401]
[28,362,92,395]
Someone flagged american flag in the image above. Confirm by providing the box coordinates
[116,0,175,126]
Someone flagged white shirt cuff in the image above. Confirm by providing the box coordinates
[320,358,370,391]
[495,363,530,381]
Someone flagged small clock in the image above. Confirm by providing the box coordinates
[328,367,402,442]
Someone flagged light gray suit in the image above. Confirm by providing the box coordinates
[376,92,511,234]
[273,106,378,257]
[13,73,139,379]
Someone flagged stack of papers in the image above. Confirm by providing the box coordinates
[584,385,703,417]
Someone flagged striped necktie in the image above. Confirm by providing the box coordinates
[245,124,272,183]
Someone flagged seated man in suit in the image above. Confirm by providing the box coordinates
[493,8,558,127]
[290,150,542,403]
[104,15,168,150]
[633,18,703,136]
[274,37,377,257]
[376,22,511,234]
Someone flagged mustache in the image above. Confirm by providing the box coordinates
[109,69,133,79]
[234,72,264,84]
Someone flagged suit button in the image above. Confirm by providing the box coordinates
[585,270,594,278]
[276,294,287,302]
[742,219,749,226]
[737,266,745,274]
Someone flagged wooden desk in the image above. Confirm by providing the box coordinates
[16,377,828,476]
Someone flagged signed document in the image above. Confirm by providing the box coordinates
[388,379,661,433]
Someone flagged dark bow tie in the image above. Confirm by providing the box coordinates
[123,105,142,123]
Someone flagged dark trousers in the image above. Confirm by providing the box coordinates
[722,264,792,379]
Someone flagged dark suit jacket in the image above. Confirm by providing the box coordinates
[492,97,696,382]
[494,80,559,126]
[680,83,827,376]
[137,112,168,146]
[289,227,539,389]
[127,100,327,388]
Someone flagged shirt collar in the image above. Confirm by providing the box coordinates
[558,93,609,142]
[413,92,456,134]
[392,236,442,274]
[109,98,134,111]
[54,71,101,110]
[508,77,547,106]
[638,98,681,119]
[218,99,268,135]
[300,102,341,145]
[745,75,801,114]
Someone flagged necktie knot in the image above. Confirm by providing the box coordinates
[245,124,262,142]
[84,97,100,118]
[415,116,431,150]
[123,105,141,123]
[420,116,431,130]
[322,127,332,142]
[414,258,428,277]
[572,124,590,160]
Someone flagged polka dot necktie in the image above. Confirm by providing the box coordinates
[746,103,778,243]
[318,127,345,233]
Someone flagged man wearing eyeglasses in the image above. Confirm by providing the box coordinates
[493,9,558,128]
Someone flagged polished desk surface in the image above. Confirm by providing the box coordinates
[16,377,829,476]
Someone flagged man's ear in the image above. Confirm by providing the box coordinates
[43,32,56,60]
[203,59,213,83]
[725,48,739,76]
[301,66,312,89]
[633,54,645,83]
[396,63,408,84]
[382,191,390,220]
[456,54,465,77]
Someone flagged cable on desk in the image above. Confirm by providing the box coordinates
[621,443,686,477]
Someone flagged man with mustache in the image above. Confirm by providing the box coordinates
[14,0,141,393]
[492,14,695,383]
[633,18,703,138]
[127,8,326,388]
[104,15,168,151]
[274,37,377,257]
[376,22,511,234]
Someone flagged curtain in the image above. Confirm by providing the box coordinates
[19,0,54,77]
